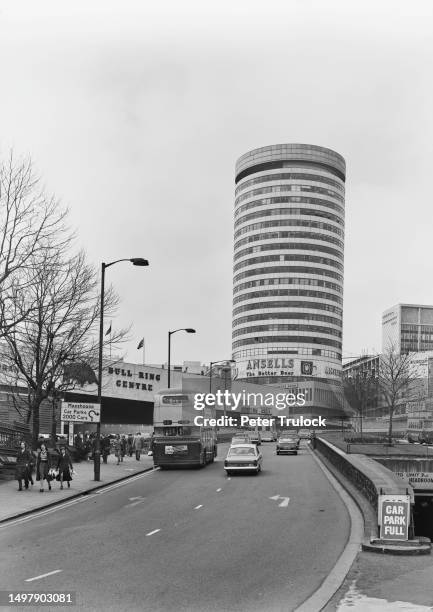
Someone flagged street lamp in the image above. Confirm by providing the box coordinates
[94,257,149,481]
[167,328,196,388]
[209,359,236,394]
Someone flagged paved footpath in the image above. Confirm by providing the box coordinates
[0,452,154,523]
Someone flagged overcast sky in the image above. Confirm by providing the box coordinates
[1,0,432,366]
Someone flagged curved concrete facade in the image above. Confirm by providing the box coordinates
[232,144,346,418]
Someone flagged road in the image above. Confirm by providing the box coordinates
[0,442,350,612]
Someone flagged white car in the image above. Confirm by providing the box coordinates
[224,444,263,475]
[231,434,254,446]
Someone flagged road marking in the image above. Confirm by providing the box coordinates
[126,496,146,508]
[145,529,160,536]
[216,488,222,492]
[25,570,62,582]
[194,505,203,510]
[270,495,290,507]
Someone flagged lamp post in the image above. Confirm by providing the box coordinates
[209,360,236,420]
[167,328,196,388]
[209,360,236,394]
[94,257,149,481]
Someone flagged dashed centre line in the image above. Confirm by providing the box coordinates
[194,505,203,510]
[25,570,62,582]
[216,488,222,492]
[146,529,161,537]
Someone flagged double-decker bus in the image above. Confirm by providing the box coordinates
[152,388,217,468]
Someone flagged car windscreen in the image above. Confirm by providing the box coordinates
[279,438,296,443]
[228,447,256,456]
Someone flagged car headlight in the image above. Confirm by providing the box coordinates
[224,460,228,467]
[253,460,257,466]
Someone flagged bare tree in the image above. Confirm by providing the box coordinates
[379,345,420,444]
[1,248,127,447]
[0,152,69,336]
[343,370,378,438]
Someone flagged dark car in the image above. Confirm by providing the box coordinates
[276,436,298,455]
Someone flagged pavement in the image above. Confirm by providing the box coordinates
[0,451,154,523]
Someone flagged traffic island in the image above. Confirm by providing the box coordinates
[362,537,431,555]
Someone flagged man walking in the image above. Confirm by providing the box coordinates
[133,432,143,461]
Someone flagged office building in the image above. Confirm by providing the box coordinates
[382,304,433,354]
[232,143,346,417]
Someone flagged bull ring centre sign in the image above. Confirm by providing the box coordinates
[378,495,410,540]
[61,402,101,423]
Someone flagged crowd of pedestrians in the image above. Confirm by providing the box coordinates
[14,430,152,492]
[14,440,74,493]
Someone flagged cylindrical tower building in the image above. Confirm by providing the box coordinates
[232,144,346,419]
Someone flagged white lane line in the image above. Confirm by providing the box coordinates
[216,488,222,492]
[145,529,160,536]
[25,570,62,582]
[194,505,203,510]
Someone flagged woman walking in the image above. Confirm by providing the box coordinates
[56,446,73,489]
[114,434,122,465]
[36,442,52,492]
[15,442,33,491]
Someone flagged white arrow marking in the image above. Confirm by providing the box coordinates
[126,496,145,508]
[269,495,290,507]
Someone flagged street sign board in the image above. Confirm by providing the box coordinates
[395,471,433,490]
[378,494,410,540]
[61,402,101,423]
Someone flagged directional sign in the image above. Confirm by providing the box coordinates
[378,495,410,540]
[61,402,100,423]
[270,495,290,507]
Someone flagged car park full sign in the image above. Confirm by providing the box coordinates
[61,401,101,423]
[378,495,410,540]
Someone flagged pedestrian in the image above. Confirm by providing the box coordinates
[120,435,127,461]
[36,442,52,492]
[114,434,122,465]
[101,435,111,464]
[15,441,33,491]
[127,434,134,457]
[56,447,73,489]
[133,432,143,461]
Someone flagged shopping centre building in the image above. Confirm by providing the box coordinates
[232,143,347,419]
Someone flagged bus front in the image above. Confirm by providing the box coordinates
[152,389,216,468]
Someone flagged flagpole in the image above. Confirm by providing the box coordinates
[143,337,145,365]
[109,320,112,359]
